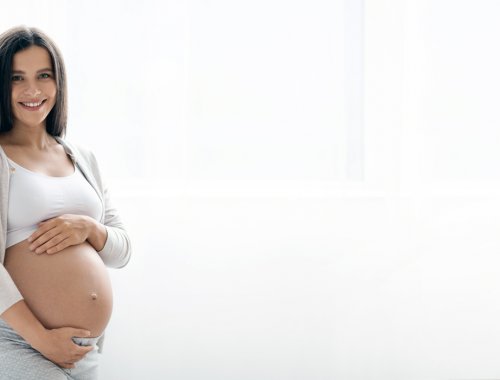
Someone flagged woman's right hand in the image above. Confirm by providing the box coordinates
[31,327,94,369]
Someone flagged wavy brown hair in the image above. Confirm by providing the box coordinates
[0,26,67,136]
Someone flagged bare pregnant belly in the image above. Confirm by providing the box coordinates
[4,240,113,337]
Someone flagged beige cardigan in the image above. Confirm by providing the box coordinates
[0,136,132,351]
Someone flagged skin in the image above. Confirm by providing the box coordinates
[0,45,109,369]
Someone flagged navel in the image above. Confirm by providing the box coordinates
[90,292,98,300]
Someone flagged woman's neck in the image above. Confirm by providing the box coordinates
[1,124,54,150]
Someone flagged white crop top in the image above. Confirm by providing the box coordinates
[6,157,103,248]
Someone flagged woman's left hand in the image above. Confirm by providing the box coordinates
[28,214,91,255]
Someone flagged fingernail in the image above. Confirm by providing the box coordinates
[27,237,32,242]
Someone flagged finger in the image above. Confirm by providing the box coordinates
[28,219,57,243]
[30,226,60,250]
[71,343,95,359]
[42,235,72,255]
[27,225,45,243]
[76,345,95,355]
[35,234,67,254]
[71,352,87,362]
[47,237,74,255]
[73,329,91,338]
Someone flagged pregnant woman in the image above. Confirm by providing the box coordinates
[0,26,132,379]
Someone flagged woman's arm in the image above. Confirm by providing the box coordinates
[85,216,107,252]
[25,141,132,266]
[27,213,108,255]
[1,300,93,369]
[87,151,132,268]
[1,299,48,347]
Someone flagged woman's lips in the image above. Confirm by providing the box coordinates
[18,99,47,111]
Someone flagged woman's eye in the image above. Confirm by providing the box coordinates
[11,75,22,81]
[39,73,51,79]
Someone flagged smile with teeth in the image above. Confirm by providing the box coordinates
[19,99,47,109]
[20,99,45,108]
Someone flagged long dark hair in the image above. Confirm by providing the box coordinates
[0,26,67,136]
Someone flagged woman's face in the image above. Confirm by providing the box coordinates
[10,45,57,129]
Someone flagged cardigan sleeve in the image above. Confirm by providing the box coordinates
[96,185,132,268]
[0,151,24,316]
[86,151,132,268]
[0,265,23,316]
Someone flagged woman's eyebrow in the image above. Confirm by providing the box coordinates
[11,68,53,74]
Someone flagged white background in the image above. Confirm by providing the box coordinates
[2,0,500,379]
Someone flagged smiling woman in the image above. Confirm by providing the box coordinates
[11,47,56,121]
[0,26,131,380]
[10,47,56,140]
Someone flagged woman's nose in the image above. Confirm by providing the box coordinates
[23,88,42,97]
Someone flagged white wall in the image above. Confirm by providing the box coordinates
[2,1,500,379]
